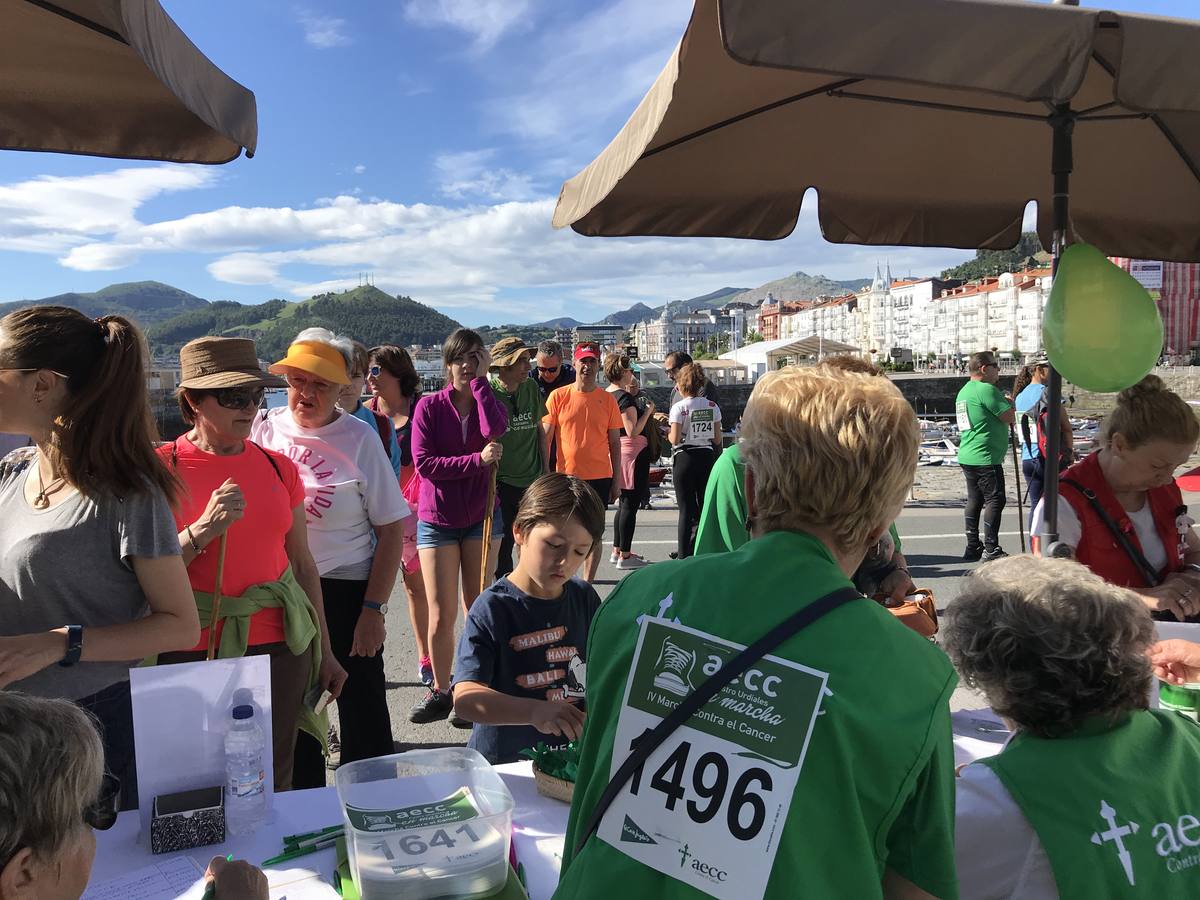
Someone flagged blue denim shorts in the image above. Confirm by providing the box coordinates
[416,515,504,549]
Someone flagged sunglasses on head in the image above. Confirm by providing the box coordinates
[212,386,265,410]
[85,773,121,831]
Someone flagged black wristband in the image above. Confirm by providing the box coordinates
[59,625,83,667]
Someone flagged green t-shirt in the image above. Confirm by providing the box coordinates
[490,376,547,488]
[980,710,1200,897]
[694,444,901,555]
[955,379,1011,466]
[556,531,959,900]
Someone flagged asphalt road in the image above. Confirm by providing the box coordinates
[318,486,1018,780]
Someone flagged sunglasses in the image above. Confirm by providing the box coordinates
[537,365,561,374]
[85,773,122,831]
[212,386,265,410]
[367,365,383,379]
[285,373,335,394]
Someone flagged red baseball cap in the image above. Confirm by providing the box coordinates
[1178,466,1200,492]
[573,342,600,361]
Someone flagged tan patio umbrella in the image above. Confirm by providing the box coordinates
[2,0,257,163]
[553,0,1200,543]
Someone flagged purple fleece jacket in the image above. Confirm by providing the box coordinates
[412,377,509,529]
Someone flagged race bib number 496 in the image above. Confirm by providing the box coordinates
[598,618,828,899]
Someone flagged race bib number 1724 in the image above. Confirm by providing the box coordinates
[598,618,829,899]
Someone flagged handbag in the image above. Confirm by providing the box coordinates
[875,588,938,638]
[574,585,862,855]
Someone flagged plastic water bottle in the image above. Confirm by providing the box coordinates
[224,704,267,835]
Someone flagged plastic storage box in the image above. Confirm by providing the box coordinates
[335,747,514,900]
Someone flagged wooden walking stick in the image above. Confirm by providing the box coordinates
[480,462,499,591]
[1009,425,1027,554]
[205,533,229,661]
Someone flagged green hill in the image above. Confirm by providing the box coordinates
[148,285,462,358]
[0,281,209,326]
[940,232,1051,280]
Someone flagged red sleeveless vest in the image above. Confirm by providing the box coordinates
[1058,451,1188,588]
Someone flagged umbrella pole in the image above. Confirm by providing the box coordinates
[1040,105,1074,554]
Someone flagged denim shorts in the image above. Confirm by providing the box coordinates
[416,515,504,549]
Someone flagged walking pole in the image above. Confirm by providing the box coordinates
[479,462,499,591]
[1009,426,1027,554]
[205,533,229,661]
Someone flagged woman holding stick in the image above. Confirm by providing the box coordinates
[409,328,507,724]
[0,306,198,810]
[155,337,346,792]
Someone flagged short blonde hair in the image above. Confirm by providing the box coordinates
[739,365,917,549]
[943,556,1154,737]
[0,693,104,864]
[1103,374,1200,450]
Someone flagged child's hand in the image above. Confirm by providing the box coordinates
[531,700,586,741]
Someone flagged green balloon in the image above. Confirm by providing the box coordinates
[1043,244,1163,392]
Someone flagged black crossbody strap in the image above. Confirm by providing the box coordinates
[1060,479,1161,587]
[575,585,862,855]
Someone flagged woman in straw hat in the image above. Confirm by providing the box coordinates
[0,306,198,811]
[252,328,409,787]
[154,336,347,792]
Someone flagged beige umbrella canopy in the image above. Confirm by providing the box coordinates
[554,0,1200,262]
[2,0,257,163]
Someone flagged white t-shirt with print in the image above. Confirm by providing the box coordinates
[669,396,721,449]
[1031,493,1167,573]
[252,408,410,576]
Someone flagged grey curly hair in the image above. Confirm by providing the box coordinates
[943,556,1155,738]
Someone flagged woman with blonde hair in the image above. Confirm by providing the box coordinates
[559,364,958,900]
[1032,374,1200,621]
[947,555,1200,898]
[0,306,198,809]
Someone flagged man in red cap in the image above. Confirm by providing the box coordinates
[542,342,622,581]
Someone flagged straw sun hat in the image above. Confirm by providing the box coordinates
[177,337,284,390]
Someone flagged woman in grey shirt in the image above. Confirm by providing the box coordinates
[0,306,198,809]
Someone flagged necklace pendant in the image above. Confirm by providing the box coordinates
[32,491,49,509]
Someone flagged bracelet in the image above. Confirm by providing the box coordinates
[185,525,201,554]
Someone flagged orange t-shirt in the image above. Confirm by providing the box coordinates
[543,385,622,479]
[157,436,306,650]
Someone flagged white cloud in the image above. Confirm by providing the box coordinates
[297,10,351,48]
[403,0,532,52]
[353,164,367,175]
[433,149,537,201]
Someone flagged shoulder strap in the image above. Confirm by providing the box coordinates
[1059,478,1161,586]
[372,410,392,451]
[574,585,861,855]
[249,441,284,483]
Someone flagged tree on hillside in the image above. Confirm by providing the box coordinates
[940,232,1047,281]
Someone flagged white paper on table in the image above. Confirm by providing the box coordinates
[80,856,204,900]
[130,655,273,843]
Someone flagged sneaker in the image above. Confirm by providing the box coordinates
[616,554,650,570]
[962,545,984,562]
[417,656,433,687]
[981,548,1009,562]
[409,688,453,724]
[609,549,620,564]
[668,551,679,560]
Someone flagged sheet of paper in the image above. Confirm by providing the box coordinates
[130,655,273,843]
[80,856,204,900]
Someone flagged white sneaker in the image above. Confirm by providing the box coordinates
[609,549,620,564]
[616,555,650,570]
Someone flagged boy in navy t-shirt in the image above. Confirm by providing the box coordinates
[452,473,606,763]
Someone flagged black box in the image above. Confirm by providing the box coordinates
[150,786,225,855]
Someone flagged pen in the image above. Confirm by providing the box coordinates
[262,836,339,867]
[286,826,344,850]
[284,823,343,845]
[201,855,234,900]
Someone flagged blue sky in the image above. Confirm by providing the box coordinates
[0,0,1194,326]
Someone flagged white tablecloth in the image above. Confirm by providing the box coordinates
[90,761,568,900]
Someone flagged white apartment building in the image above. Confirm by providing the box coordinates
[631,309,726,361]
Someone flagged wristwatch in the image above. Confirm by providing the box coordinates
[363,601,389,615]
[59,625,84,667]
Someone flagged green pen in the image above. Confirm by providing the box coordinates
[284,825,344,850]
[201,855,234,900]
[262,836,339,867]
[283,824,343,846]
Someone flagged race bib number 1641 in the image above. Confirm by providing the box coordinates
[598,618,829,899]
